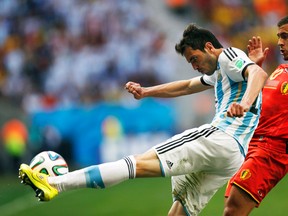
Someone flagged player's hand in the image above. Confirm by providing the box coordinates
[227,102,249,118]
[125,81,144,99]
[247,36,269,67]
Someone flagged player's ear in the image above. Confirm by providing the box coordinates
[204,42,214,53]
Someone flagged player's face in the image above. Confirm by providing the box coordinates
[183,46,217,76]
[277,23,288,60]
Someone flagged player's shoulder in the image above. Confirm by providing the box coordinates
[220,47,246,62]
[271,64,288,76]
[278,63,288,70]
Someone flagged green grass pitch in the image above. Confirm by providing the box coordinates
[0,174,287,216]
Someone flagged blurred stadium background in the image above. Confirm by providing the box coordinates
[0,0,287,215]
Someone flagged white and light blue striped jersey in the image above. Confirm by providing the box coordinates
[201,47,262,156]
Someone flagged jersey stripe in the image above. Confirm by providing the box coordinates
[156,126,218,154]
[228,47,237,58]
[223,47,238,61]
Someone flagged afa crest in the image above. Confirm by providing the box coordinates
[217,72,222,81]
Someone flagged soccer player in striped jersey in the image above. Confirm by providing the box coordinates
[19,24,268,216]
[224,16,288,216]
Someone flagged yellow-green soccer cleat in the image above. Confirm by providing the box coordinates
[19,164,58,201]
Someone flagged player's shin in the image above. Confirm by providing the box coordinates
[48,156,136,192]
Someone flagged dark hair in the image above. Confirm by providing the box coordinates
[175,24,223,55]
[278,16,288,27]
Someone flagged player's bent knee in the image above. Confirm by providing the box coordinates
[134,151,162,177]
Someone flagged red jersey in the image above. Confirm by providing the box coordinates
[254,64,288,139]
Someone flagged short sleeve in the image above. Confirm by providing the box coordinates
[220,47,255,82]
[201,75,214,86]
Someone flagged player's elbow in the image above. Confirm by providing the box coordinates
[251,65,267,78]
[260,68,269,80]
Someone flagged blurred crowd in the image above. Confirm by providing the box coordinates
[0,0,176,114]
[1,0,286,113]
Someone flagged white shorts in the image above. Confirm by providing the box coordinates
[152,124,244,216]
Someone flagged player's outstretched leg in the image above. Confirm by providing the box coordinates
[19,153,160,201]
[19,164,58,201]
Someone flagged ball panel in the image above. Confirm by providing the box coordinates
[29,151,69,176]
[39,168,49,175]
[30,155,45,169]
[52,165,69,176]
[47,151,61,161]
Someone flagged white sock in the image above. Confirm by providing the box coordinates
[48,156,136,192]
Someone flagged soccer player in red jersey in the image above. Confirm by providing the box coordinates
[223,16,288,216]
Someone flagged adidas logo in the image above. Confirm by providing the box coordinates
[166,160,174,169]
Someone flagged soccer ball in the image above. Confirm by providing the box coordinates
[29,151,69,176]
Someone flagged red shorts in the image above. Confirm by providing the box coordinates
[225,136,288,206]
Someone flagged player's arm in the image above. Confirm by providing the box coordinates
[227,64,268,117]
[247,36,269,67]
[125,76,212,100]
